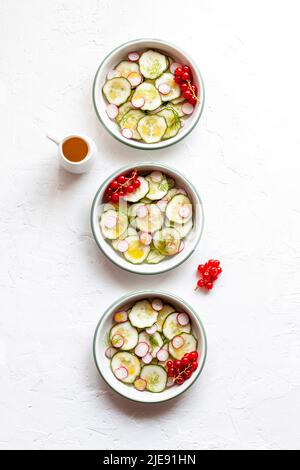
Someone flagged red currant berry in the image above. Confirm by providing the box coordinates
[174,360,181,369]
[191,84,197,95]
[180,82,188,92]
[175,67,182,76]
[168,367,175,377]
[106,195,112,201]
[118,190,125,198]
[190,351,198,361]
[197,279,205,288]
[182,65,191,74]
[191,361,198,371]
[206,282,213,290]
[184,369,192,379]
[213,260,220,267]
[181,357,190,367]
[110,180,119,190]
[203,271,210,279]
[181,71,190,81]
[111,193,119,203]
[217,267,222,274]
[174,75,182,84]
[126,185,135,193]
[166,360,173,369]
[188,97,197,106]
[106,187,113,194]
[133,179,140,189]
[175,377,184,385]
[117,175,126,184]
[183,89,192,100]
[198,264,205,273]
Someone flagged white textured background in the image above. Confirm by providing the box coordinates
[1,0,300,450]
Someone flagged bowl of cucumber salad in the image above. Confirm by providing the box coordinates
[93,290,207,403]
[93,39,205,149]
[91,163,204,274]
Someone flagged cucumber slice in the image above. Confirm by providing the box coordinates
[124,236,150,264]
[165,217,193,238]
[115,61,140,78]
[103,202,118,212]
[100,210,128,240]
[168,333,197,360]
[124,176,149,202]
[155,73,181,102]
[145,174,169,200]
[132,82,161,111]
[138,331,163,356]
[139,197,152,204]
[162,312,191,340]
[153,227,181,256]
[166,194,193,224]
[137,115,167,143]
[110,321,138,350]
[157,108,181,139]
[146,249,166,264]
[156,304,176,332]
[139,50,168,79]
[120,109,145,140]
[171,96,185,104]
[103,77,131,106]
[165,102,185,118]
[128,202,146,221]
[135,204,163,233]
[129,300,158,328]
[111,351,141,383]
[116,100,134,125]
[140,365,167,392]
[165,188,178,202]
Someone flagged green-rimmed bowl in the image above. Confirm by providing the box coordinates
[93,38,205,150]
[90,162,204,275]
[93,290,207,403]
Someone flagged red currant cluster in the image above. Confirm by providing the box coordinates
[174,65,198,105]
[196,259,222,290]
[105,169,141,203]
[166,351,199,385]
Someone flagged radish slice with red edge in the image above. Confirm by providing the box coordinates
[182,102,194,115]
[134,378,147,391]
[145,324,157,335]
[177,312,190,326]
[176,188,187,195]
[172,335,185,349]
[117,240,129,252]
[179,205,190,218]
[178,240,185,253]
[128,51,140,62]
[134,342,149,358]
[104,214,117,229]
[111,334,124,348]
[114,366,128,380]
[156,348,169,362]
[127,72,143,87]
[150,171,163,182]
[107,69,121,80]
[136,204,148,218]
[106,104,119,119]
[121,128,133,139]
[114,310,128,323]
[131,97,145,109]
[170,62,182,74]
[140,232,152,246]
[156,199,168,212]
[166,377,175,387]
[142,353,153,364]
[105,347,117,359]
[158,83,171,95]
[151,299,163,311]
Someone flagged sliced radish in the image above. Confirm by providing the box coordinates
[105,347,117,359]
[128,51,140,62]
[114,310,128,323]
[107,69,121,80]
[158,83,171,95]
[127,72,143,87]
[156,348,169,362]
[136,204,148,218]
[134,378,147,391]
[121,128,133,139]
[106,103,119,119]
[114,366,128,380]
[179,205,190,218]
[178,240,185,253]
[166,377,175,387]
[182,102,194,115]
[140,232,152,246]
[172,335,185,349]
[111,334,124,348]
[134,342,149,358]
[150,171,163,182]
[170,62,182,74]
[176,188,187,195]
[177,312,190,326]
[142,353,153,364]
[104,214,117,229]
[117,240,129,252]
[156,199,168,212]
[131,97,145,109]
[152,298,163,311]
[146,324,158,335]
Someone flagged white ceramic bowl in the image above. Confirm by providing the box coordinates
[93,290,207,403]
[93,38,205,150]
[91,162,204,275]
